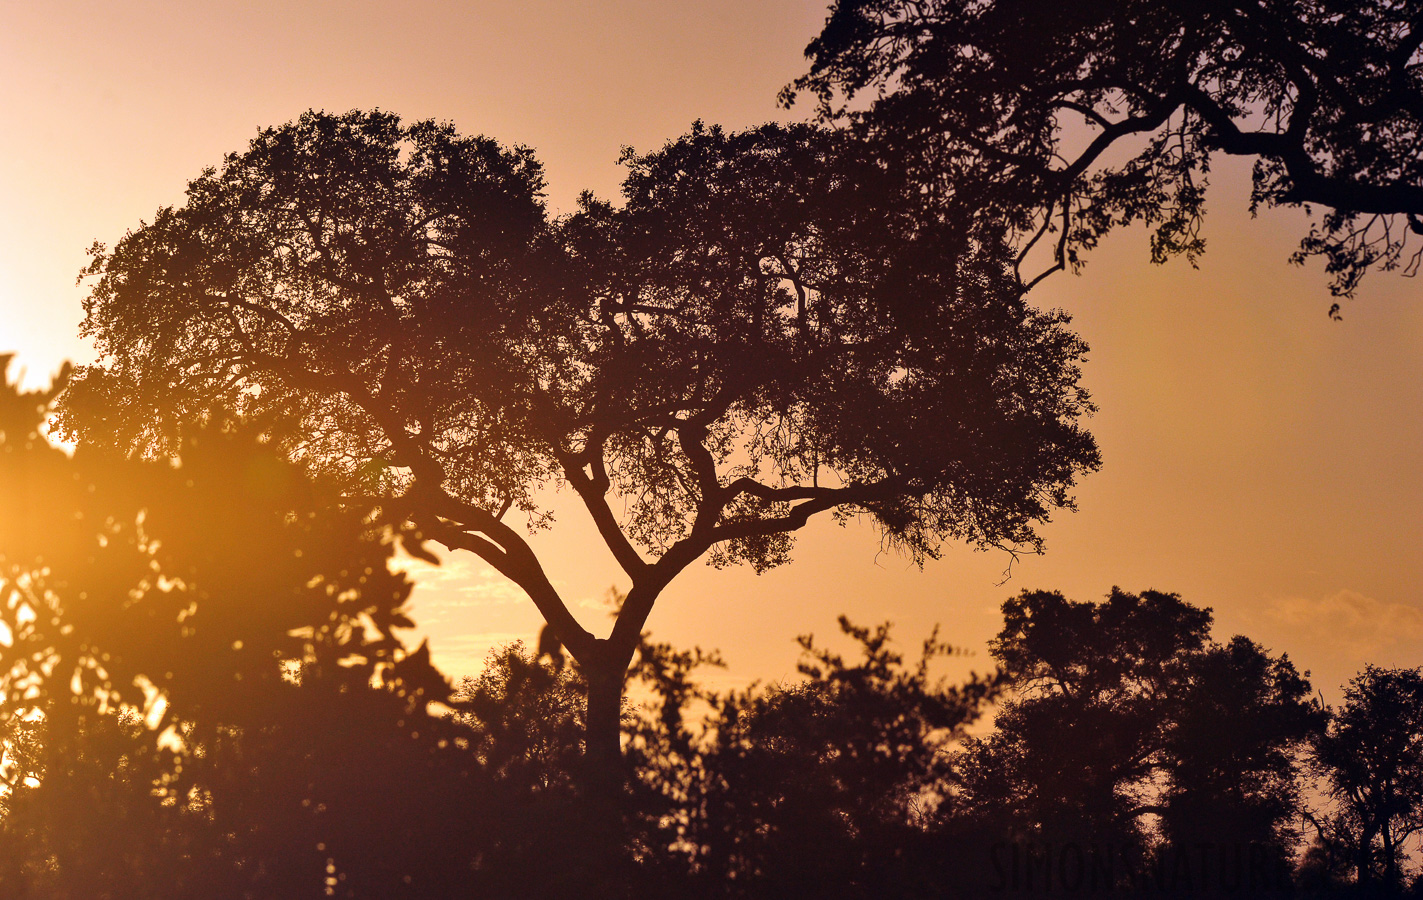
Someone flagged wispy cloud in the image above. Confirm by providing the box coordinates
[1262,589,1423,657]
[394,553,620,615]
[1243,589,1423,697]
[394,555,529,609]
[424,631,533,680]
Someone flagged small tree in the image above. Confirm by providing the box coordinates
[789,0,1423,308]
[62,110,1101,775]
[630,617,996,899]
[1159,634,1322,860]
[1313,665,1423,891]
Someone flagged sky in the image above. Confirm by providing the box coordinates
[2,0,1420,703]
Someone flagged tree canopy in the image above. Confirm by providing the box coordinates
[789,0,1423,306]
[0,356,505,897]
[955,588,1322,868]
[1,412,1415,900]
[0,357,437,742]
[1313,665,1423,890]
[62,110,1101,761]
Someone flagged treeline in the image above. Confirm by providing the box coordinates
[2,359,1421,899]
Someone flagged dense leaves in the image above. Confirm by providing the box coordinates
[632,617,996,898]
[62,109,1101,761]
[953,588,1323,885]
[0,358,489,898]
[790,0,1423,305]
[0,359,437,742]
[573,123,1098,566]
[2,416,1419,899]
[1312,666,1423,890]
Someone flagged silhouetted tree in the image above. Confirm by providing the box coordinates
[0,355,494,897]
[630,617,996,899]
[953,588,1320,885]
[1159,634,1323,887]
[61,110,1100,780]
[448,645,606,898]
[1313,666,1423,892]
[789,0,1423,307]
[0,707,194,899]
[955,589,1211,848]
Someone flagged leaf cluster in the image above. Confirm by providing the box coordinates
[956,588,1323,864]
[791,0,1423,302]
[64,109,1100,592]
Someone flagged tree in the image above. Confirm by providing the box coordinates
[448,645,603,898]
[0,355,490,897]
[955,589,1213,848]
[0,707,190,899]
[789,0,1423,309]
[1313,665,1423,891]
[0,358,439,742]
[61,109,1101,775]
[1158,634,1321,869]
[953,588,1321,880]
[630,617,997,899]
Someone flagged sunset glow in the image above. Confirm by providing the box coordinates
[4,2,1423,895]
[1,2,1418,704]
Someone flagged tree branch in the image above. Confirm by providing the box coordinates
[414,493,597,662]
[558,447,650,580]
[1184,86,1423,215]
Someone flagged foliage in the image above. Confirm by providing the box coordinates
[448,645,602,899]
[0,358,436,735]
[456,642,585,790]
[61,108,1101,759]
[0,356,493,898]
[1312,665,1423,891]
[953,588,1322,877]
[0,708,188,899]
[1161,635,1320,851]
[632,616,997,899]
[789,0,1423,306]
[2,428,1420,900]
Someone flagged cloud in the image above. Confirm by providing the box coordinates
[423,632,534,680]
[393,555,530,609]
[1259,589,1423,662]
[393,553,621,615]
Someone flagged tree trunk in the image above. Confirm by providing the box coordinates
[1381,823,1397,888]
[1356,821,1380,886]
[583,645,626,781]
[578,644,633,897]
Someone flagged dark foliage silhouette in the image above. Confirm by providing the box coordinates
[789,0,1423,308]
[3,1,1421,893]
[60,109,1100,777]
[0,708,187,899]
[626,616,996,899]
[5,407,1421,900]
[449,644,618,898]
[1311,666,1423,892]
[951,588,1322,892]
[0,357,503,898]
[1162,635,1322,854]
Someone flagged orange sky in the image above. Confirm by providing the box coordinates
[3,0,1419,702]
